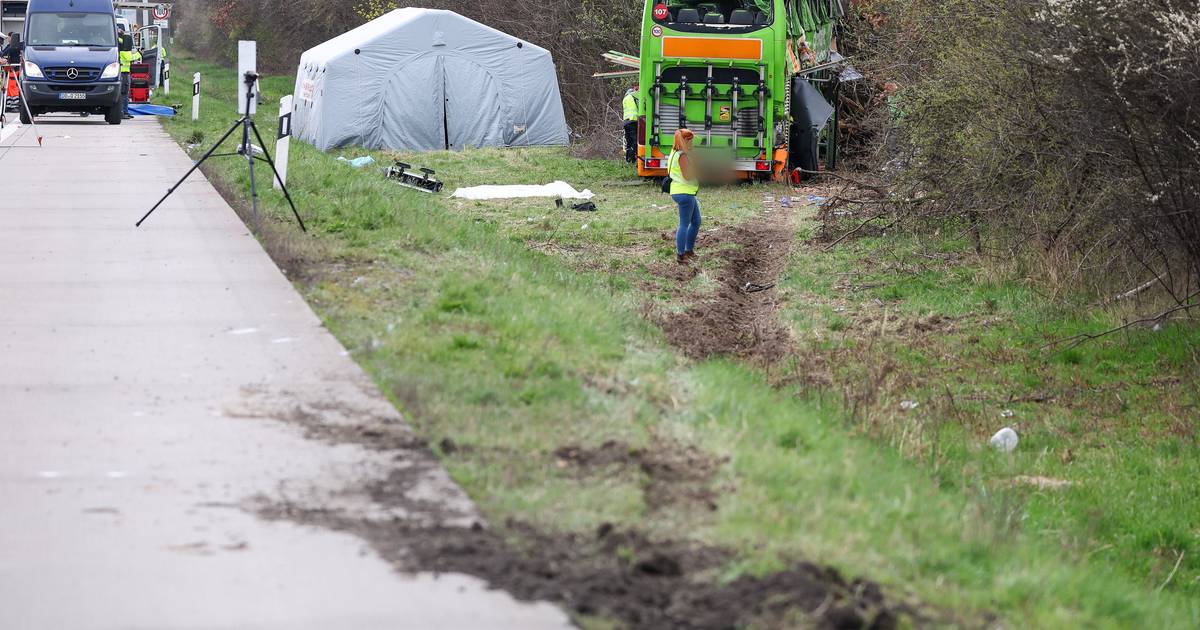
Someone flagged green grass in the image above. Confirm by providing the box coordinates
[157,53,1200,628]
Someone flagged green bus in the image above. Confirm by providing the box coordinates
[634,0,846,183]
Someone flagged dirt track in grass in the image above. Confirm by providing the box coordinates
[656,203,798,365]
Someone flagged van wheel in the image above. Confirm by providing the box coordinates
[105,105,122,125]
[18,99,31,125]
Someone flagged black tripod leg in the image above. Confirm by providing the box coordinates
[249,120,308,233]
[245,122,258,227]
[136,119,243,227]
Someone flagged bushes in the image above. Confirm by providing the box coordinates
[849,0,1200,302]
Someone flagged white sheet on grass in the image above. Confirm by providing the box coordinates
[452,181,595,200]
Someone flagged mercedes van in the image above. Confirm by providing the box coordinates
[20,0,122,124]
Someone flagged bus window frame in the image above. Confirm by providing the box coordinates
[651,2,773,34]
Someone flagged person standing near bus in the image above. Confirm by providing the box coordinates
[668,128,701,265]
[622,85,639,163]
[118,30,140,119]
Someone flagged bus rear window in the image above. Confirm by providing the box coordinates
[653,2,773,29]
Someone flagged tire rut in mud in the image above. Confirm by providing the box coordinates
[658,210,797,365]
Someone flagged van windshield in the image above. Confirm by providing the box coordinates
[27,12,116,47]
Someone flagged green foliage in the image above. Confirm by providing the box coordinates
[157,54,1200,628]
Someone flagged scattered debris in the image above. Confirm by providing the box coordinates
[337,155,375,168]
[452,181,594,200]
[236,142,265,157]
[900,400,919,411]
[743,282,776,294]
[558,198,598,212]
[1000,409,1014,418]
[990,427,1019,452]
[385,161,444,193]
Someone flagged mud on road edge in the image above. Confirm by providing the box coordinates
[243,398,912,630]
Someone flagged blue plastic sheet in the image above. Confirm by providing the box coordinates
[129,104,176,117]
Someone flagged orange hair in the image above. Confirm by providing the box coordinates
[673,128,694,151]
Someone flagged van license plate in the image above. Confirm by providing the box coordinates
[58,93,86,100]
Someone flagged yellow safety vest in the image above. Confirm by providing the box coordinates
[622,92,638,121]
[668,150,699,196]
[119,49,141,73]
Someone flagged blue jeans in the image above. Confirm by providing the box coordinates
[120,73,130,115]
[672,193,701,255]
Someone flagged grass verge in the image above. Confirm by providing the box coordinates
[155,52,1199,628]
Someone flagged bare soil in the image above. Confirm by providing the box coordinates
[655,207,797,365]
[247,402,909,629]
[275,514,903,630]
[554,438,724,513]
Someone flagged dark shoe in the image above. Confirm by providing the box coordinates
[684,251,696,261]
[676,254,688,265]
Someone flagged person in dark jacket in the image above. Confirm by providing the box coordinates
[1,33,23,65]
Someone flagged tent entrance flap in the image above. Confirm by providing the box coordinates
[382,56,446,151]
[443,57,502,150]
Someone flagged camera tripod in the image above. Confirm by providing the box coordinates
[137,71,306,232]
[0,64,44,148]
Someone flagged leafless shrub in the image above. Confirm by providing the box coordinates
[844,0,1200,307]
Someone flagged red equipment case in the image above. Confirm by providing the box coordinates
[130,61,151,103]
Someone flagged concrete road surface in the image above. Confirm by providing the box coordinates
[0,116,570,629]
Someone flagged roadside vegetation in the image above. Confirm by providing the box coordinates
[156,54,1199,628]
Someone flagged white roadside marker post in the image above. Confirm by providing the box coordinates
[163,61,170,95]
[191,72,200,121]
[274,95,293,190]
[236,41,258,117]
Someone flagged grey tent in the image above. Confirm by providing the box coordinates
[292,8,569,152]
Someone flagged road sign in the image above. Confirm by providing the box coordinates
[151,4,170,20]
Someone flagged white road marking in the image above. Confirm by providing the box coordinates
[0,121,23,144]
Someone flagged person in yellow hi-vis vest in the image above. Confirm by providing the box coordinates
[668,128,701,265]
[118,30,141,119]
[622,85,639,163]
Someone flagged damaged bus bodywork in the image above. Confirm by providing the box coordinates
[635,0,845,182]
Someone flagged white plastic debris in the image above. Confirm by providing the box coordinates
[452,181,594,200]
[900,400,919,411]
[990,427,1019,452]
[337,155,375,168]
[1000,409,1014,418]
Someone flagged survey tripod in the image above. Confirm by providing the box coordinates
[136,71,306,232]
[0,64,44,148]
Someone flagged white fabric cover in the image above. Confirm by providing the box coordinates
[293,8,570,152]
[452,182,595,200]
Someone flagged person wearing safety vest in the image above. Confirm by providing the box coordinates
[118,30,141,119]
[622,85,639,163]
[668,128,701,265]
